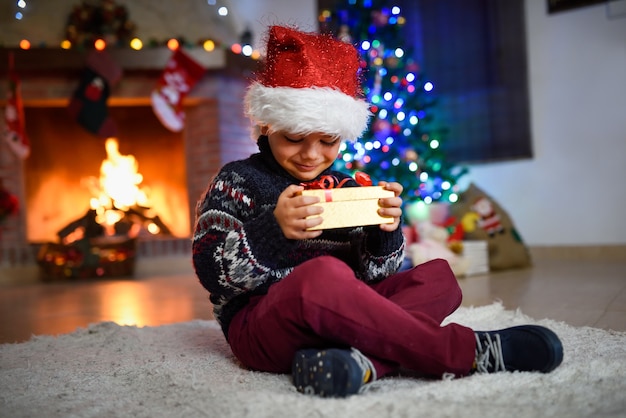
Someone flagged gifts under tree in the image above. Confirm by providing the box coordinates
[321,0,467,209]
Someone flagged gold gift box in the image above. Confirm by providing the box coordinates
[301,186,395,230]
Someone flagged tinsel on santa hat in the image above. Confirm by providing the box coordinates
[3,52,30,160]
[151,49,206,132]
[67,50,122,138]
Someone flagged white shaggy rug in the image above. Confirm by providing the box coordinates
[1,303,624,418]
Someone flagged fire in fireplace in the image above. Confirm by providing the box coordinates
[80,136,171,238]
[24,106,191,244]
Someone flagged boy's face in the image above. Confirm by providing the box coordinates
[265,128,341,182]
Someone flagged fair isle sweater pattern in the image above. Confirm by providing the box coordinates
[192,136,406,338]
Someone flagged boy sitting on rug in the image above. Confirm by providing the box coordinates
[192,25,563,398]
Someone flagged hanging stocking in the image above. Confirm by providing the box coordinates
[68,50,122,138]
[151,49,205,132]
[3,52,30,159]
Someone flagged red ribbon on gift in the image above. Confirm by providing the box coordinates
[300,172,373,202]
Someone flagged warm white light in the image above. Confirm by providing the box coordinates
[242,44,253,56]
[218,6,228,16]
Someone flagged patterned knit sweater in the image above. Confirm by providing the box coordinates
[192,136,406,339]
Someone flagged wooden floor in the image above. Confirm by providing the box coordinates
[0,255,624,344]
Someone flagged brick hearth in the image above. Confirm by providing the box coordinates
[0,47,258,271]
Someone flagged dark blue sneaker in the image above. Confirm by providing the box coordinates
[474,325,564,373]
[292,348,376,397]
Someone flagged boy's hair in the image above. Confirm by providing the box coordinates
[244,25,371,142]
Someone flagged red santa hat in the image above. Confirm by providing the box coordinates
[244,25,371,141]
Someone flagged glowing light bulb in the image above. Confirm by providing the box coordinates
[130,38,143,50]
[94,38,106,50]
[203,40,215,51]
[424,82,434,92]
[19,39,30,49]
[231,43,242,54]
[167,38,179,50]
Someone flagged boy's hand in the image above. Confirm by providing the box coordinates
[377,181,403,232]
[274,185,324,240]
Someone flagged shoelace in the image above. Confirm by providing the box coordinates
[350,348,377,388]
[474,332,506,373]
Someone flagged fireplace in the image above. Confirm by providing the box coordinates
[0,47,258,274]
[25,105,190,242]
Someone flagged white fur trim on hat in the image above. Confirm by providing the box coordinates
[244,82,371,141]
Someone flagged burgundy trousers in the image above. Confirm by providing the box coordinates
[227,256,477,378]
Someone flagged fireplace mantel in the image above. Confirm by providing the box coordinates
[0,47,256,76]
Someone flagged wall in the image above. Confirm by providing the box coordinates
[466,1,626,246]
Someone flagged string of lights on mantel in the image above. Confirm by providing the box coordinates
[7,0,262,60]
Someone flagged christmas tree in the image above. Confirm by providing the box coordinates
[320,0,467,213]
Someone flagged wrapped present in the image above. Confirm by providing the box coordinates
[301,186,395,230]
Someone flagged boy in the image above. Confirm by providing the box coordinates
[192,25,563,398]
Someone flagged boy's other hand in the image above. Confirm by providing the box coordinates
[377,181,403,232]
[274,185,324,240]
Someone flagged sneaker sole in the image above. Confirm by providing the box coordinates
[292,349,363,398]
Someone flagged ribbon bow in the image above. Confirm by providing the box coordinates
[300,172,373,190]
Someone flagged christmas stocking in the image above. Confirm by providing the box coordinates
[151,49,205,132]
[68,50,122,138]
[3,55,30,160]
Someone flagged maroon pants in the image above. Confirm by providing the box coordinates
[227,256,476,378]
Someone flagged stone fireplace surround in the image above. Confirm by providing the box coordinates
[0,47,257,273]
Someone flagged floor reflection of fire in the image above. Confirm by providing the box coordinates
[37,137,173,280]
